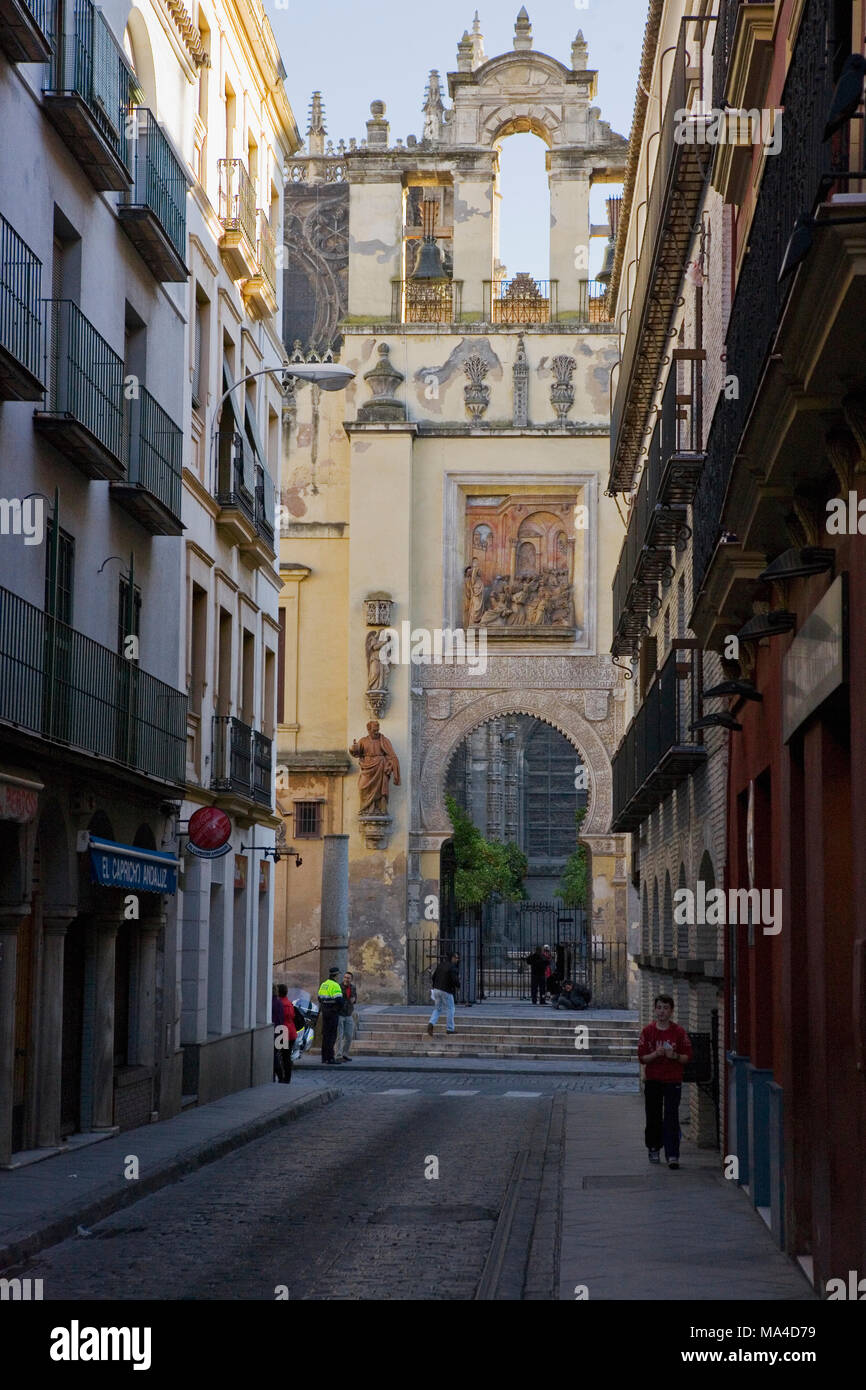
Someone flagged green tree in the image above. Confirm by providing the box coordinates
[445,795,527,903]
[558,807,589,907]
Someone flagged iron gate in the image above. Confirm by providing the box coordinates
[407,899,629,1008]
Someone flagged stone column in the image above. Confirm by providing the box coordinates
[91,914,120,1131]
[35,911,75,1149]
[320,835,349,977]
[0,910,27,1166]
[451,171,495,318]
[549,157,591,317]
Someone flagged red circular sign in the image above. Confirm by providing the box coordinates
[188,807,232,851]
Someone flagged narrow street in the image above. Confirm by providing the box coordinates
[19,1087,554,1301]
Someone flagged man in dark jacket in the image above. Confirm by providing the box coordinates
[525,945,549,1005]
[336,970,357,1062]
[272,984,296,1082]
[553,980,591,1010]
[427,953,460,1036]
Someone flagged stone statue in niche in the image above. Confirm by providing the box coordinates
[350,720,401,816]
[364,629,392,719]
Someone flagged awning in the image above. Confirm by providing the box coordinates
[89,837,180,895]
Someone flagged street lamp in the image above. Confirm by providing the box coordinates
[210,361,356,490]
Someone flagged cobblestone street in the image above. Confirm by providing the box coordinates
[20,1092,549,1301]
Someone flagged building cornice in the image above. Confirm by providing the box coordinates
[608,0,664,312]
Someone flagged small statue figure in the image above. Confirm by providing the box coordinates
[365,629,392,693]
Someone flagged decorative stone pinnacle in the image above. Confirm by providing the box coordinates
[471,11,486,68]
[514,6,532,51]
[366,99,390,149]
[571,29,588,71]
[308,91,326,156]
[457,29,474,72]
[422,70,445,144]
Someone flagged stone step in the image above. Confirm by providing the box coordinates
[350,1042,637,1059]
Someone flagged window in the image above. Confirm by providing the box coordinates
[294,802,322,839]
[117,576,142,654]
[45,527,74,624]
[192,286,209,411]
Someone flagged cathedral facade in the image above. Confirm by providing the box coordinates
[275,11,632,1001]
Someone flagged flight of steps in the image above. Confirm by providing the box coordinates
[351,1012,639,1063]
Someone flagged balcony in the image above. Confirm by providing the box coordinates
[485,276,558,324]
[393,279,461,324]
[0,214,43,401]
[218,158,257,280]
[212,715,272,807]
[609,15,713,492]
[34,299,125,479]
[611,647,706,833]
[656,355,706,506]
[215,430,256,547]
[0,0,52,62]
[242,209,278,318]
[611,406,693,659]
[111,388,183,535]
[118,109,189,283]
[0,586,187,786]
[43,0,134,192]
[692,0,854,637]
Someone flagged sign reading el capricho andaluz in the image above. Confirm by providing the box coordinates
[89,837,179,895]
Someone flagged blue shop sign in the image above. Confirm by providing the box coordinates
[89,837,179,895]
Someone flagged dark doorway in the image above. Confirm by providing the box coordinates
[12,894,37,1154]
[60,916,86,1136]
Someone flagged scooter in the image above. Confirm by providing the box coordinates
[291,991,319,1061]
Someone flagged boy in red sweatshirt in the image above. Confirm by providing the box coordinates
[637,994,693,1169]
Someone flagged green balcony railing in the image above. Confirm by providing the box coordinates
[0,586,187,785]
[42,298,125,462]
[45,0,135,173]
[0,213,42,385]
[125,108,187,264]
[257,208,276,294]
[125,386,183,522]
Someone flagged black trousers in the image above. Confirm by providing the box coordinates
[644,1080,682,1158]
[530,970,546,1003]
[274,1045,293,1083]
[321,1007,340,1062]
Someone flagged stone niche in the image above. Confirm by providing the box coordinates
[461,493,585,639]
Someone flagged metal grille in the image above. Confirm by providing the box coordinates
[48,0,133,169]
[125,386,183,520]
[401,280,455,323]
[294,802,321,838]
[257,209,277,293]
[42,298,124,462]
[0,585,186,784]
[218,158,257,249]
[0,214,42,382]
[126,108,187,261]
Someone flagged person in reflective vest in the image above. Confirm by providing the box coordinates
[318,967,344,1064]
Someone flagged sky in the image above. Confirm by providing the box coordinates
[271,0,649,277]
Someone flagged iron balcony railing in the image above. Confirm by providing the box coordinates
[712,0,743,109]
[609,15,714,491]
[123,108,187,265]
[252,729,273,806]
[257,209,276,294]
[396,279,460,323]
[125,387,183,522]
[45,0,135,172]
[0,0,52,65]
[218,158,257,250]
[693,0,847,598]
[212,715,272,804]
[0,213,42,386]
[216,430,256,524]
[254,462,275,547]
[610,646,706,832]
[42,298,125,463]
[0,585,187,784]
[485,277,558,324]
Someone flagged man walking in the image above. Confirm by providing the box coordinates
[637,994,693,1169]
[318,966,345,1065]
[525,944,549,1005]
[427,952,460,1036]
[336,970,357,1062]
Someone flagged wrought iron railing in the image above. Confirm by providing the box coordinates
[485,276,558,324]
[212,715,270,802]
[397,279,459,323]
[46,0,134,171]
[611,646,704,831]
[712,0,742,109]
[218,158,257,249]
[41,299,125,462]
[0,214,42,383]
[216,430,256,522]
[577,278,612,324]
[254,462,275,546]
[125,387,183,521]
[693,0,844,599]
[257,209,276,293]
[0,585,186,783]
[252,729,273,805]
[20,0,52,34]
[124,108,187,263]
